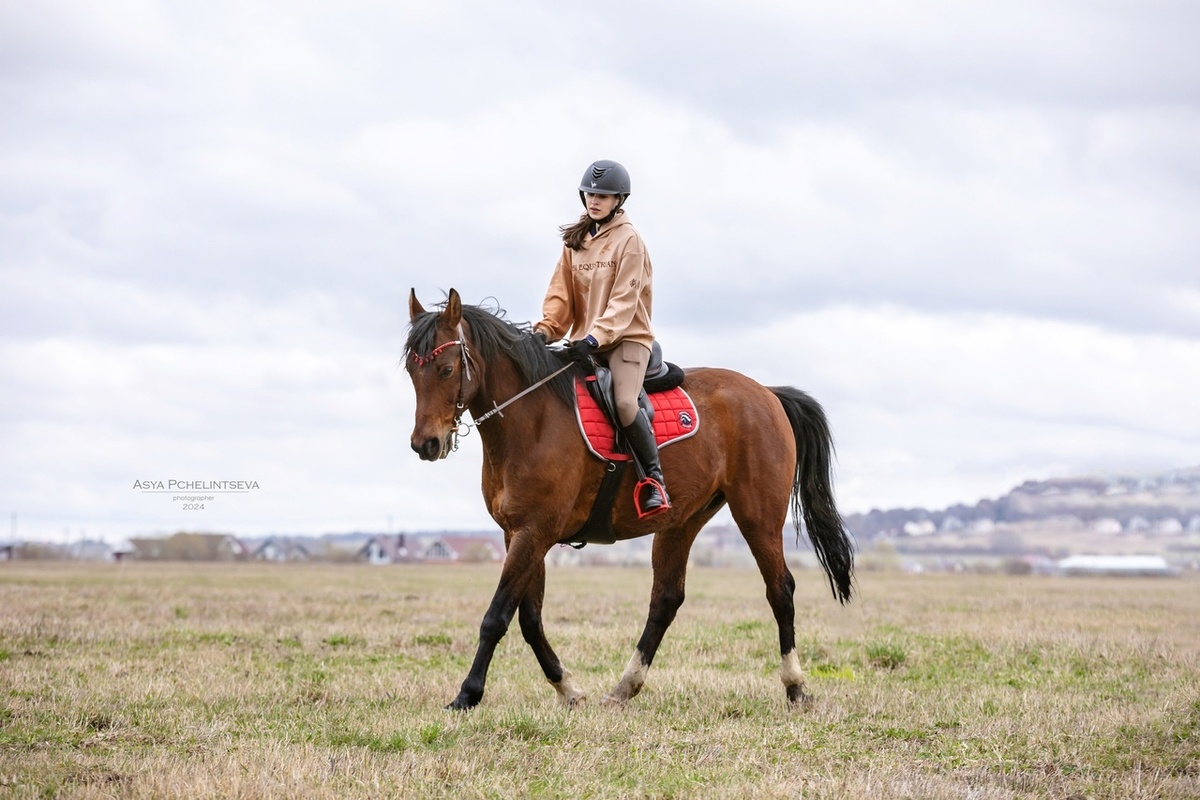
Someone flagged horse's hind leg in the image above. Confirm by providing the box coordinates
[518,557,586,707]
[603,519,707,707]
[729,497,812,709]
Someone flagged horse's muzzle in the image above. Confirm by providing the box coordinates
[412,434,451,461]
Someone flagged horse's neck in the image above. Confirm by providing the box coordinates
[469,358,566,445]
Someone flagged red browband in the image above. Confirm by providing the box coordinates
[411,339,462,367]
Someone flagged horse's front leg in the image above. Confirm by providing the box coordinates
[446,533,540,711]
[518,556,586,707]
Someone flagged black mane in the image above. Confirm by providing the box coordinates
[405,300,577,409]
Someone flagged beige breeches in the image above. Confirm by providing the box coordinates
[601,340,651,427]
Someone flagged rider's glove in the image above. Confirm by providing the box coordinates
[568,335,599,365]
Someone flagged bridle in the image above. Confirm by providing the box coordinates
[410,324,572,454]
[410,324,475,452]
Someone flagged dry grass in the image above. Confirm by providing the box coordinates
[1,561,1197,798]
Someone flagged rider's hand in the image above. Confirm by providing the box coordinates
[568,335,599,365]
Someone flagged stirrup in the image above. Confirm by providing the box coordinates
[633,477,671,519]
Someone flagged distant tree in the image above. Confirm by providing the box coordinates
[1001,558,1033,576]
[15,543,67,560]
[131,532,238,561]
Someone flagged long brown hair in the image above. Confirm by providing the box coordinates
[558,215,592,251]
[559,208,624,251]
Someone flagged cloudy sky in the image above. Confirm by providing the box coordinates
[2,1,1198,543]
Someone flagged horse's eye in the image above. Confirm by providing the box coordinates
[439,364,454,379]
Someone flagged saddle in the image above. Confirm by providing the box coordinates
[561,343,699,548]
[576,341,696,461]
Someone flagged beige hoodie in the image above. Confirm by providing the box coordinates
[534,211,654,350]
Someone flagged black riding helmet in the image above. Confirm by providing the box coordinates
[578,160,631,209]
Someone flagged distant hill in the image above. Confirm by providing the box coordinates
[845,466,1200,540]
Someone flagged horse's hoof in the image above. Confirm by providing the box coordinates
[445,693,479,711]
[552,673,587,708]
[786,684,814,711]
[600,693,628,709]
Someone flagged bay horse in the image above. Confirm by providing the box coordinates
[405,288,854,711]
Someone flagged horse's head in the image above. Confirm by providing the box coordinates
[406,288,474,461]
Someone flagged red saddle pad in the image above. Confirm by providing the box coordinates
[574,378,700,462]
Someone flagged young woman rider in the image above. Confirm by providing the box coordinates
[532,159,670,516]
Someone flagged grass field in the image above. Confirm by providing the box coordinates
[1,561,1197,799]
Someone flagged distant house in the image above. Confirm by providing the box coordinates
[939,516,964,533]
[1056,555,1174,577]
[902,520,935,537]
[1153,518,1183,535]
[253,537,311,562]
[352,534,504,564]
[419,535,504,563]
[356,534,412,565]
[1090,518,1123,535]
[0,543,12,561]
[216,535,250,561]
[198,534,252,561]
[967,519,996,535]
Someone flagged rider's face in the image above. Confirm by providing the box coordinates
[584,193,620,221]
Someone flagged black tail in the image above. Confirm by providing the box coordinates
[770,386,855,604]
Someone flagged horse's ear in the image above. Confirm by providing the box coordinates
[409,289,426,320]
[443,288,463,328]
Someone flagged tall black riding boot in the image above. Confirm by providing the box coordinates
[621,408,671,518]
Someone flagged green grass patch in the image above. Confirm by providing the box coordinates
[865,640,908,669]
[324,634,366,647]
[811,662,856,680]
[413,632,453,647]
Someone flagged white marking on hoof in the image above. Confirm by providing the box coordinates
[604,650,649,706]
[552,669,587,708]
[780,648,813,709]
[780,649,805,686]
